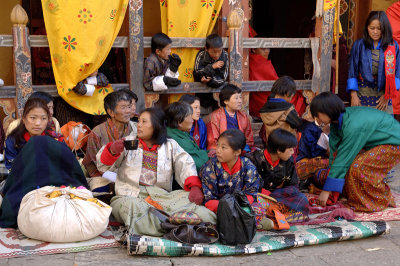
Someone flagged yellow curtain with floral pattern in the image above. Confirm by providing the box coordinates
[160,0,223,102]
[41,0,128,115]
[324,0,343,45]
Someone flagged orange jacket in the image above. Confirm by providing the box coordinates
[206,108,254,151]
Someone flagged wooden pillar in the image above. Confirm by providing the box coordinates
[319,7,335,93]
[128,0,145,112]
[354,0,372,41]
[227,8,244,88]
[11,4,33,118]
[242,0,249,82]
[227,7,249,113]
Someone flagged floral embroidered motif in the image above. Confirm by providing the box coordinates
[110,9,117,20]
[62,35,77,52]
[183,68,193,78]
[77,8,93,24]
[96,36,106,48]
[189,20,197,31]
[211,9,217,20]
[57,80,64,92]
[79,63,90,72]
[201,0,214,9]
[93,110,105,115]
[45,0,59,13]
[168,20,174,32]
[52,53,63,67]
[98,87,110,95]
[177,0,188,7]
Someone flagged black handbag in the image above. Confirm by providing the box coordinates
[217,191,257,245]
[148,207,219,245]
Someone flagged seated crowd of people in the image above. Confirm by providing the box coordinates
[0,82,399,238]
[0,24,399,242]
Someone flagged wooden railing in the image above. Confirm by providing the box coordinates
[0,2,334,128]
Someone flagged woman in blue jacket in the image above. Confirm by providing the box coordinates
[347,11,400,113]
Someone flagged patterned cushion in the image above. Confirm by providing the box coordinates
[169,211,202,225]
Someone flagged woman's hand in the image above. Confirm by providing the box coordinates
[317,190,331,207]
[109,138,125,155]
[350,91,361,106]
[188,186,204,205]
[376,95,389,111]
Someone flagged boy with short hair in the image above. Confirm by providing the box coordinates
[193,33,228,88]
[143,32,182,91]
[259,76,303,144]
[246,128,309,216]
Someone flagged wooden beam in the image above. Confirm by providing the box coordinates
[0,80,312,98]
[1,35,312,49]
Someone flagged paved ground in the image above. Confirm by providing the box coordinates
[2,164,400,266]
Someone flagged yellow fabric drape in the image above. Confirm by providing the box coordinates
[324,0,343,45]
[160,0,223,102]
[42,0,128,115]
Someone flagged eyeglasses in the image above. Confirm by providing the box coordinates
[118,104,133,111]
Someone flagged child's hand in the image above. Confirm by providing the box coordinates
[212,61,224,69]
[168,54,182,73]
[316,190,331,207]
[201,76,212,83]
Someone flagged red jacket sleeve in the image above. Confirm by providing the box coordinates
[240,111,255,148]
[100,142,121,166]
[184,176,202,191]
[206,114,219,151]
[205,200,219,213]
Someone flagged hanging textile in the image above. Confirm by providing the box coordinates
[324,0,343,45]
[41,0,128,115]
[387,2,400,115]
[160,0,223,102]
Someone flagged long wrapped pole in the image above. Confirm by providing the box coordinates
[335,0,340,94]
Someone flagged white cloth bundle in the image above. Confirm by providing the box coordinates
[18,186,111,242]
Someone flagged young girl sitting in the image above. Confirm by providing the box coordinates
[200,129,261,213]
[4,98,64,170]
[246,129,309,215]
